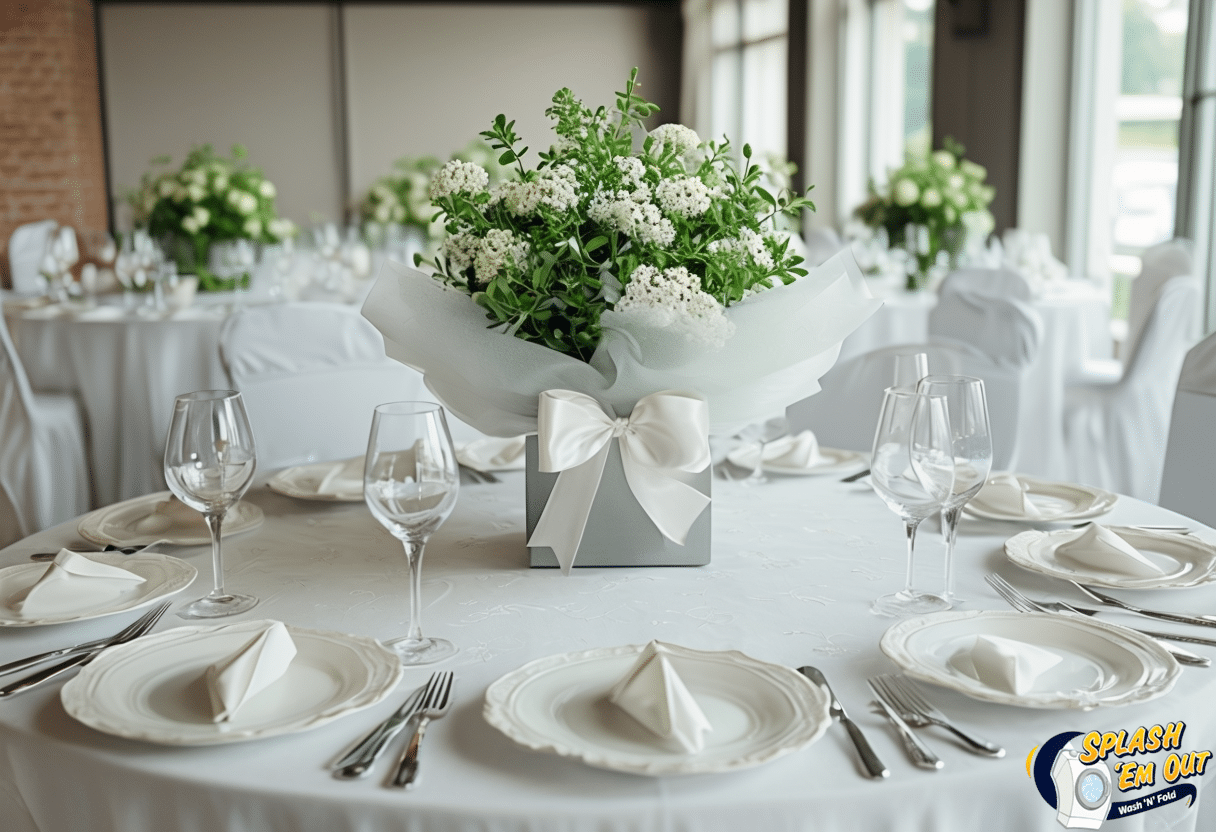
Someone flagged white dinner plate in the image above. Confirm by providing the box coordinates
[726,444,867,477]
[0,552,196,627]
[61,619,403,745]
[881,611,1179,709]
[77,491,264,546]
[1005,526,1216,589]
[965,476,1118,523]
[267,461,363,502]
[483,643,831,776]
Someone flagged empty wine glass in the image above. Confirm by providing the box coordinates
[164,390,258,618]
[917,375,993,603]
[364,402,460,665]
[892,352,929,390]
[870,387,955,616]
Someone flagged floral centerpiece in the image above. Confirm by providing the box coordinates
[362,71,879,570]
[854,139,995,291]
[131,145,296,291]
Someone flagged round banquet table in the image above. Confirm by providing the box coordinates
[837,280,1113,479]
[0,471,1214,832]
[13,303,230,507]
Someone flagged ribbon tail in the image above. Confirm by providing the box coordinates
[527,444,611,573]
[621,455,710,545]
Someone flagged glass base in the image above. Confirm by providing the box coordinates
[176,592,259,620]
[870,589,952,617]
[385,635,457,666]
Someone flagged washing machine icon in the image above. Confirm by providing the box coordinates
[1051,742,1113,829]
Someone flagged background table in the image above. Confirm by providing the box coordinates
[0,470,1213,831]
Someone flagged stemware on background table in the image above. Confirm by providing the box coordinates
[163,389,258,619]
[915,375,992,602]
[869,387,955,616]
[363,401,460,665]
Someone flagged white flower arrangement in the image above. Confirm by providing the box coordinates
[131,145,296,291]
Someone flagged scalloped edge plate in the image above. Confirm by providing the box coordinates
[726,445,867,476]
[881,611,1179,709]
[77,491,263,546]
[1006,526,1216,589]
[267,461,363,502]
[965,475,1118,523]
[484,643,831,776]
[0,552,196,627]
[62,619,403,745]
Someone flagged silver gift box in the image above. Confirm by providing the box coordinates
[525,435,712,568]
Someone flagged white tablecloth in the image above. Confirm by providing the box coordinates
[14,306,230,507]
[0,471,1213,831]
[839,280,1113,478]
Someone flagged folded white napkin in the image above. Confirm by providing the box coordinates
[609,641,712,753]
[457,436,527,472]
[758,430,822,469]
[131,496,198,534]
[1057,524,1164,578]
[976,472,1042,518]
[953,634,1062,695]
[316,456,364,498]
[10,550,146,615]
[204,621,297,723]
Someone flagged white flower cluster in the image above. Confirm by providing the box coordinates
[706,227,774,270]
[655,175,711,219]
[226,189,259,216]
[429,160,490,200]
[648,124,701,158]
[181,205,210,234]
[615,264,734,348]
[587,190,675,247]
[488,164,580,216]
[367,183,407,224]
[442,227,531,285]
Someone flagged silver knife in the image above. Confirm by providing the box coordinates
[868,682,943,770]
[800,665,888,779]
[331,683,427,779]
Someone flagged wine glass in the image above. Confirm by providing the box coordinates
[892,351,929,390]
[870,387,955,616]
[364,402,460,665]
[917,375,993,603]
[164,390,258,618]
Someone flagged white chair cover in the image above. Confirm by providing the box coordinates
[0,312,89,538]
[220,303,477,471]
[937,267,1034,302]
[1125,238,1193,363]
[1158,332,1216,525]
[1063,276,1202,501]
[7,220,57,293]
[801,228,845,267]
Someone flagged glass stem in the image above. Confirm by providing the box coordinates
[402,538,426,644]
[903,518,922,595]
[942,505,962,600]
[204,512,226,599]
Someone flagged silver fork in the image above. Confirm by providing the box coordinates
[389,670,454,788]
[29,538,174,562]
[870,674,1005,757]
[866,677,943,769]
[987,575,1210,667]
[0,602,171,676]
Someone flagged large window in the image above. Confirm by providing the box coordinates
[901,0,935,159]
[710,0,788,164]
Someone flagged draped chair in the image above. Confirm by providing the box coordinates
[6,220,58,294]
[0,312,90,545]
[1062,276,1202,501]
[1157,331,1216,526]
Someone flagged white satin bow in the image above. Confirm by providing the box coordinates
[527,389,711,572]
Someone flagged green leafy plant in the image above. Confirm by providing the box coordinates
[854,138,995,290]
[425,69,814,362]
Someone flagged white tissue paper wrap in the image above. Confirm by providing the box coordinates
[609,641,712,753]
[1057,524,1164,579]
[204,621,298,723]
[361,251,881,438]
[952,634,1062,695]
[10,550,146,615]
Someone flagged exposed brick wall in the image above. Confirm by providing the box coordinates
[0,0,109,289]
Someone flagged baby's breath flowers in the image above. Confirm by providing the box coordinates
[133,145,295,290]
[854,138,995,290]
[426,69,814,362]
